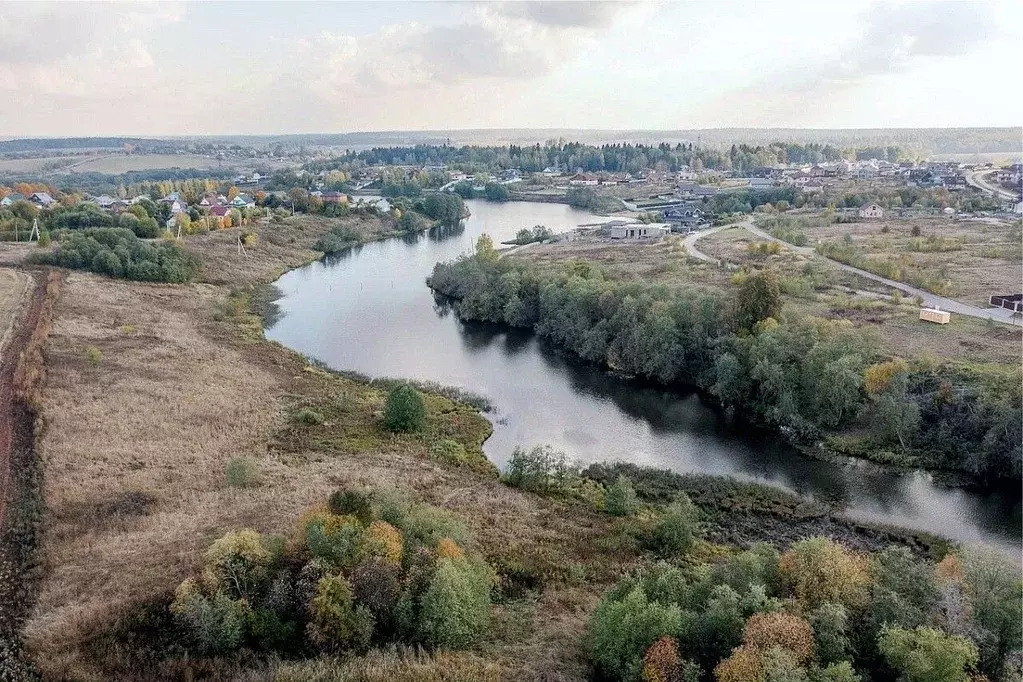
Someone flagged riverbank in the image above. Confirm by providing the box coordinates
[429,237,1020,488]
[0,217,997,679]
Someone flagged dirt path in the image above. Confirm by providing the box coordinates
[689,221,1022,326]
[682,217,753,264]
[0,270,45,530]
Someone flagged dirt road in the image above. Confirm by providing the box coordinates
[966,169,1020,202]
[689,222,1022,326]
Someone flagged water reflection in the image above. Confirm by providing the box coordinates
[266,200,1022,552]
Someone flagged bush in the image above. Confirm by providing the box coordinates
[293,407,325,425]
[778,538,868,610]
[350,558,402,632]
[304,513,371,571]
[308,575,374,652]
[742,612,815,664]
[430,438,468,464]
[648,494,701,557]
[170,579,251,653]
[588,586,686,681]
[384,384,427,432]
[328,489,373,525]
[417,557,493,649]
[85,345,102,366]
[225,456,261,488]
[643,636,702,682]
[606,475,639,516]
[502,445,580,495]
[810,602,850,665]
[399,504,471,552]
[201,529,277,599]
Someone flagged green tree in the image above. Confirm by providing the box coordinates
[588,586,685,682]
[735,270,782,331]
[606,475,639,516]
[649,494,701,557]
[475,233,499,264]
[484,183,510,201]
[878,626,978,682]
[417,556,493,648]
[384,384,426,432]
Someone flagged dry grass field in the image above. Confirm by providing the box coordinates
[804,217,1022,305]
[19,221,639,681]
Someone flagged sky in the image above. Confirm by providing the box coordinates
[0,0,1020,136]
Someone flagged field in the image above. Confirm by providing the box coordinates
[520,224,1021,367]
[800,217,1022,305]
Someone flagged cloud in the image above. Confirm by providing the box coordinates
[0,2,182,96]
[493,1,625,28]
[697,0,1002,126]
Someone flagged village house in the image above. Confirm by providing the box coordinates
[321,191,348,204]
[610,222,671,239]
[30,192,56,207]
[749,177,774,189]
[858,202,884,219]
[569,173,599,186]
[232,194,255,208]
[663,203,705,230]
[0,193,26,207]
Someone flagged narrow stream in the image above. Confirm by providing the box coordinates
[266,199,1021,551]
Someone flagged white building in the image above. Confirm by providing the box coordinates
[610,222,671,239]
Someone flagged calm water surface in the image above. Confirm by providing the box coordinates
[267,200,1021,551]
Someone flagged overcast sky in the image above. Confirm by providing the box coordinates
[0,0,1020,136]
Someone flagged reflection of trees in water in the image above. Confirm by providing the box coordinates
[428,221,466,243]
[322,243,364,266]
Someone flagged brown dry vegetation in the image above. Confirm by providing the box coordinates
[18,221,642,680]
[0,268,31,356]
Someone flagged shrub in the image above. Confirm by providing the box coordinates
[688,585,746,666]
[384,384,427,432]
[367,520,404,564]
[878,626,978,682]
[437,538,465,560]
[38,231,51,247]
[350,558,402,633]
[170,578,250,653]
[588,586,686,682]
[85,345,102,366]
[606,475,639,516]
[328,489,373,524]
[643,636,702,682]
[225,456,261,488]
[778,538,869,610]
[713,545,782,596]
[400,504,471,552]
[417,557,493,649]
[649,494,701,557]
[293,407,325,425]
[813,662,861,682]
[742,612,816,664]
[308,575,374,652]
[430,438,468,464]
[304,513,371,570]
[201,529,276,599]
[502,444,580,495]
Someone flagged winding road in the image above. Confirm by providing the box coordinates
[966,169,1020,203]
[688,222,1022,326]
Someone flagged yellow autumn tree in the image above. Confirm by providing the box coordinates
[742,612,815,664]
[864,359,909,396]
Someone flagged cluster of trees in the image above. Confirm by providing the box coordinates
[588,538,1020,682]
[451,181,511,202]
[508,225,554,245]
[302,141,863,177]
[29,228,198,282]
[428,245,1020,480]
[169,489,493,656]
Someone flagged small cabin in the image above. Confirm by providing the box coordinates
[858,202,884,219]
[919,307,950,324]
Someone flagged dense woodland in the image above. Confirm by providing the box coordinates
[428,242,1021,481]
[303,142,850,176]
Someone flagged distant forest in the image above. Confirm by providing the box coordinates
[1,127,1018,157]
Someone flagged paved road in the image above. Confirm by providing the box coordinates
[966,170,1020,203]
[690,223,1022,326]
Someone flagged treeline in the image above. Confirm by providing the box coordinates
[428,247,1020,481]
[29,228,198,282]
[302,141,861,176]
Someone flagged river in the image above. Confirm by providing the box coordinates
[266,199,1021,551]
